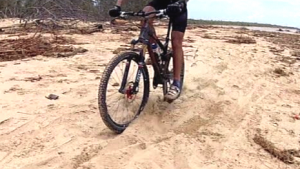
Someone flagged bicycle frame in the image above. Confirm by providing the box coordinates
[118,10,173,94]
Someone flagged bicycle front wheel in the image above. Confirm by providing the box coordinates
[98,52,150,134]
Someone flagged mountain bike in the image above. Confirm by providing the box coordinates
[98,9,185,134]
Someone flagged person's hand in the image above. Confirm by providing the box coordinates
[166,1,186,17]
[109,5,121,17]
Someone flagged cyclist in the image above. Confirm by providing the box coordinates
[109,0,188,102]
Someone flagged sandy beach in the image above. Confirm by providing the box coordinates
[0,18,300,169]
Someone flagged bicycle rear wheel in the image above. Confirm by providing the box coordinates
[163,51,185,102]
[98,51,150,134]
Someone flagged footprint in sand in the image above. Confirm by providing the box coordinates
[4,85,26,95]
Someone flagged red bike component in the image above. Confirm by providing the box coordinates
[126,85,133,100]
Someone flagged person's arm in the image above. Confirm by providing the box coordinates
[116,0,129,7]
[179,0,189,5]
[178,0,189,3]
[109,0,130,17]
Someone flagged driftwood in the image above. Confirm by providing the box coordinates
[66,24,104,34]
[0,34,87,62]
[253,134,300,165]
[226,36,256,44]
[0,18,104,35]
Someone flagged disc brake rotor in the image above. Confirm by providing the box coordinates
[125,82,136,102]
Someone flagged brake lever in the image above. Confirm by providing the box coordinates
[155,10,167,19]
[119,12,128,18]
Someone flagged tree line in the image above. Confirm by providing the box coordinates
[0,0,150,21]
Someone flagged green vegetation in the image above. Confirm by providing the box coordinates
[188,19,299,30]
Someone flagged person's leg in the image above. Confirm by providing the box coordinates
[141,6,155,33]
[141,2,158,65]
[142,1,167,65]
[164,11,187,101]
[171,30,184,84]
[141,5,156,65]
[163,31,184,101]
[142,0,164,40]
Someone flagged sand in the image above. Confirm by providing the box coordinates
[0,19,300,169]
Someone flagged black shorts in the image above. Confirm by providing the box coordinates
[147,1,188,33]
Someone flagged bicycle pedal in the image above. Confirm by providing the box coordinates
[153,75,160,89]
[153,82,159,89]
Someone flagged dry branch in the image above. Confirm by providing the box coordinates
[0,34,87,62]
[253,134,298,164]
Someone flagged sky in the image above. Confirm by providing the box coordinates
[187,0,300,28]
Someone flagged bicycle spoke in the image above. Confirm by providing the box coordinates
[107,95,122,106]
[115,65,122,83]
[125,102,130,122]
[113,61,127,87]
[133,100,141,112]
[106,91,120,98]
[107,83,119,90]
[118,60,125,79]
[115,99,121,117]
[128,64,137,82]
[109,74,120,89]
[114,65,122,83]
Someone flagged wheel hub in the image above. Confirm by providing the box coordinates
[125,82,136,102]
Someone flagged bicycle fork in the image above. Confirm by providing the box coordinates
[118,45,148,95]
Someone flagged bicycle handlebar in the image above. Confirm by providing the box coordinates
[120,9,167,18]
